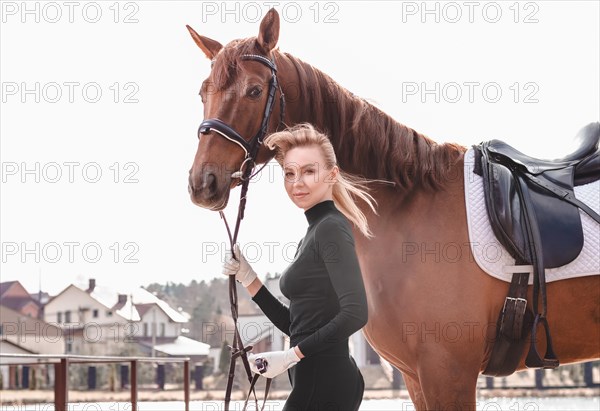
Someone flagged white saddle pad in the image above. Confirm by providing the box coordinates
[463,148,600,283]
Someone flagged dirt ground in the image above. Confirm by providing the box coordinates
[1,387,598,406]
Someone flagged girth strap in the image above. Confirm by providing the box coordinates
[483,269,532,376]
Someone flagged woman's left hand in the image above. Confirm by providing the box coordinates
[248,347,302,378]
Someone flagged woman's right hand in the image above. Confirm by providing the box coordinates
[222,243,258,287]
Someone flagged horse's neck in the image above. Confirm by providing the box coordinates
[277,52,405,172]
[275,52,463,198]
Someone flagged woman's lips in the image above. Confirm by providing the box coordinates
[294,193,308,198]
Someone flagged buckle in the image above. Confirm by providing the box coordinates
[255,357,268,374]
[500,297,528,339]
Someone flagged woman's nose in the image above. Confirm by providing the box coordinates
[293,175,305,186]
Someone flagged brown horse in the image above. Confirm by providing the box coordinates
[186,9,600,410]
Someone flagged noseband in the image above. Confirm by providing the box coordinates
[197,54,286,182]
[197,53,285,411]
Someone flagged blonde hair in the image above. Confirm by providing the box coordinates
[264,123,380,238]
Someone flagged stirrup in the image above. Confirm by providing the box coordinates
[526,314,559,369]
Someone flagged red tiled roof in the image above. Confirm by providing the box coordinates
[0,281,18,297]
[0,297,38,312]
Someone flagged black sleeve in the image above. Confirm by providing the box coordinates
[251,285,291,336]
[297,217,368,357]
[251,238,303,337]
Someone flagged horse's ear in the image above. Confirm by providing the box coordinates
[257,8,280,54]
[186,25,223,60]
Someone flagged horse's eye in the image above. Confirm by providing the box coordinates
[200,80,214,104]
[199,83,206,103]
[247,86,262,99]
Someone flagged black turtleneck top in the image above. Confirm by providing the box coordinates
[252,200,368,357]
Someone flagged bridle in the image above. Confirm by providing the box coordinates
[197,52,285,411]
[198,54,285,184]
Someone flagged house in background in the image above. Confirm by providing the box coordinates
[43,278,208,363]
[0,281,42,319]
[134,299,209,364]
[43,279,139,356]
[0,281,64,389]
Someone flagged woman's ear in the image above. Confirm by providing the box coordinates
[327,166,339,184]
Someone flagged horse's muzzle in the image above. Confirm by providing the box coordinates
[189,170,219,206]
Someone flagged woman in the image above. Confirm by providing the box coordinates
[223,123,378,410]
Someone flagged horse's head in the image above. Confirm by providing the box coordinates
[186,9,283,210]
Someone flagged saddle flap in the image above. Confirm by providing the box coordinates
[480,149,584,268]
[483,161,531,263]
[523,178,584,267]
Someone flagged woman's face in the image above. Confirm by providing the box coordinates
[283,145,338,211]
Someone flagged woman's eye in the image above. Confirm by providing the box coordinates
[305,169,314,174]
[247,87,262,98]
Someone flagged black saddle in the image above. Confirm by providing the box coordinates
[475,122,600,377]
[476,122,600,269]
[485,122,600,183]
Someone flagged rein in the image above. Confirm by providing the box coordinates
[197,52,285,411]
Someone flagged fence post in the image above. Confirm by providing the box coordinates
[131,360,138,411]
[88,366,97,390]
[195,364,204,390]
[120,364,129,389]
[22,366,30,389]
[54,358,68,411]
[184,360,190,411]
[584,362,594,387]
[157,363,165,390]
[392,367,403,389]
[535,369,544,389]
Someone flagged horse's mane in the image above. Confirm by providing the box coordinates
[212,38,466,192]
[279,51,466,192]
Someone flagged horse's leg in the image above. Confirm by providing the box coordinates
[416,350,480,411]
[402,372,427,410]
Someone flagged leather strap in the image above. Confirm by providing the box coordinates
[516,176,559,368]
[482,265,533,377]
[205,52,283,411]
[500,271,529,340]
[242,374,272,411]
[527,174,600,224]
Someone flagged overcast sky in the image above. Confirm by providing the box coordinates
[1,1,598,296]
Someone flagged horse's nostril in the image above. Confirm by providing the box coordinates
[203,172,216,191]
[189,172,217,199]
[189,170,219,201]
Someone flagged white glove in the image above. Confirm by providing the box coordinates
[222,243,258,287]
[248,348,302,378]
